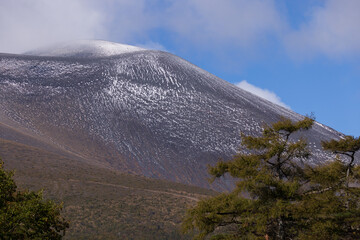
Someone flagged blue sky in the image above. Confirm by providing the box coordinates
[1,0,359,136]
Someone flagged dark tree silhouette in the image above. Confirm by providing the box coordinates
[0,158,69,239]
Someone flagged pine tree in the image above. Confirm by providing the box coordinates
[0,158,69,239]
[322,136,360,189]
[299,135,360,239]
[182,117,360,239]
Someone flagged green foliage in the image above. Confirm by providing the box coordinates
[298,157,360,239]
[183,117,360,239]
[322,136,360,154]
[0,158,69,239]
[322,135,360,183]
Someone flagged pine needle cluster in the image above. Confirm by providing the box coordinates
[183,117,360,240]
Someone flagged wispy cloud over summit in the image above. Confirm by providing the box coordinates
[2,0,360,61]
[0,0,106,54]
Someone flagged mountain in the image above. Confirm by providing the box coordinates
[0,40,343,190]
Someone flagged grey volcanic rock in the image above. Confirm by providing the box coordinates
[0,41,344,190]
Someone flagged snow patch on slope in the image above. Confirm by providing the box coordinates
[25,40,145,58]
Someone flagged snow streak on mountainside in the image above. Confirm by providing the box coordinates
[0,41,344,190]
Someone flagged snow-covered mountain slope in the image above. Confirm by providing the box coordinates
[0,41,345,190]
[25,40,145,58]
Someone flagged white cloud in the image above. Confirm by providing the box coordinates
[164,0,284,49]
[2,0,359,62]
[285,0,360,59]
[0,0,108,54]
[136,41,167,51]
[0,0,156,54]
[103,0,157,43]
[236,80,290,109]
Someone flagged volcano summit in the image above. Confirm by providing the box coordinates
[0,40,343,190]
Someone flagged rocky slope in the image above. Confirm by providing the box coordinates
[0,40,343,190]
